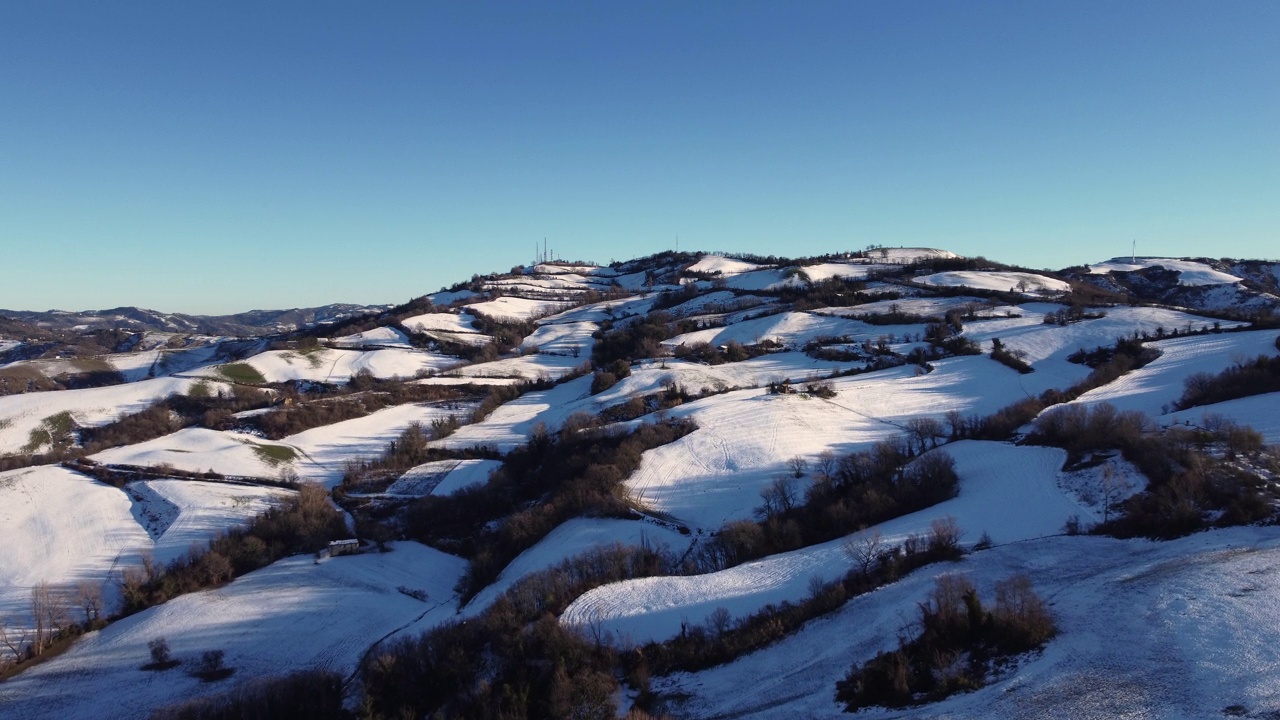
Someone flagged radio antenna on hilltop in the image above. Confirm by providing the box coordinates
[676,233,679,254]
[1132,239,1136,263]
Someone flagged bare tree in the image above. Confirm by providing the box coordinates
[756,475,799,519]
[0,617,29,659]
[74,581,103,626]
[787,456,809,478]
[905,417,946,454]
[30,582,70,656]
[1098,465,1136,524]
[705,606,733,637]
[927,516,964,555]
[844,529,885,577]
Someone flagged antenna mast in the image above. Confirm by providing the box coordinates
[1132,239,1136,263]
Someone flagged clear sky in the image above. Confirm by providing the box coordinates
[2,1,1276,314]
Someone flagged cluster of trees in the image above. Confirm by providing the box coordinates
[630,518,967,689]
[402,418,697,600]
[670,339,777,365]
[363,543,678,719]
[989,338,1033,374]
[1176,346,1280,411]
[0,580,106,675]
[1029,403,1273,538]
[690,438,959,574]
[251,378,468,439]
[836,574,1056,710]
[151,669,345,720]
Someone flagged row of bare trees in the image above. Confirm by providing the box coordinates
[0,580,104,669]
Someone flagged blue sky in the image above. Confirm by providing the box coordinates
[2,1,1276,314]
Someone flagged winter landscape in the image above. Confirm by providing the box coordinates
[2,249,1279,719]
[4,2,1277,718]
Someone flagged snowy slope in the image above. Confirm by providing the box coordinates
[0,376,209,455]
[199,347,458,384]
[466,296,576,322]
[328,326,412,348]
[1168,392,1280,443]
[620,359,1035,531]
[917,271,1070,295]
[139,480,294,565]
[0,467,150,631]
[563,441,1085,644]
[1067,330,1280,417]
[0,542,467,720]
[649,527,1280,720]
[1090,258,1243,286]
[385,458,503,497]
[91,428,296,480]
[460,518,693,617]
[400,311,482,335]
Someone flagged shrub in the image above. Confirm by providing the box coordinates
[836,574,1056,711]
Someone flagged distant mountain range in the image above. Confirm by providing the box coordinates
[0,303,393,338]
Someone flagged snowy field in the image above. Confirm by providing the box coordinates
[458,518,693,618]
[384,458,503,497]
[400,311,482,335]
[620,358,1035,530]
[916,271,1070,295]
[466,296,577,322]
[648,526,1280,720]
[0,376,211,456]
[1067,330,1280,417]
[1168,392,1280,443]
[0,468,294,635]
[959,304,1243,395]
[563,441,1087,644]
[92,400,474,487]
[199,347,459,384]
[0,543,467,720]
[1089,258,1243,286]
[327,326,412,348]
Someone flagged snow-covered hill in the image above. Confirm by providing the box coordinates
[2,248,1279,719]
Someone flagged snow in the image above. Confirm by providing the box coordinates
[426,288,477,305]
[648,527,1280,720]
[519,321,597,358]
[1090,258,1243,286]
[663,311,881,350]
[866,247,960,263]
[328,326,412,348]
[1168,392,1280,443]
[197,347,460,384]
[0,468,294,641]
[91,428,296,480]
[687,256,765,275]
[460,518,693,617]
[960,304,1243,396]
[431,376,593,453]
[563,441,1087,644]
[0,542,468,720]
[91,400,475,487]
[0,466,150,633]
[466,296,576,322]
[135,480,294,566]
[400,311,482,334]
[1067,330,1280,417]
[620,358,1036,531]
[283,401,477,487]
[917,271,1070,295]
[816,296,1005,319]
[385,458,503,497]
[0,376,209,456]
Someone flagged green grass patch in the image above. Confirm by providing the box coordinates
[217,363,267,385]
[188,380,213,398]
[23,411,77,453]
[252,443,298,466]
